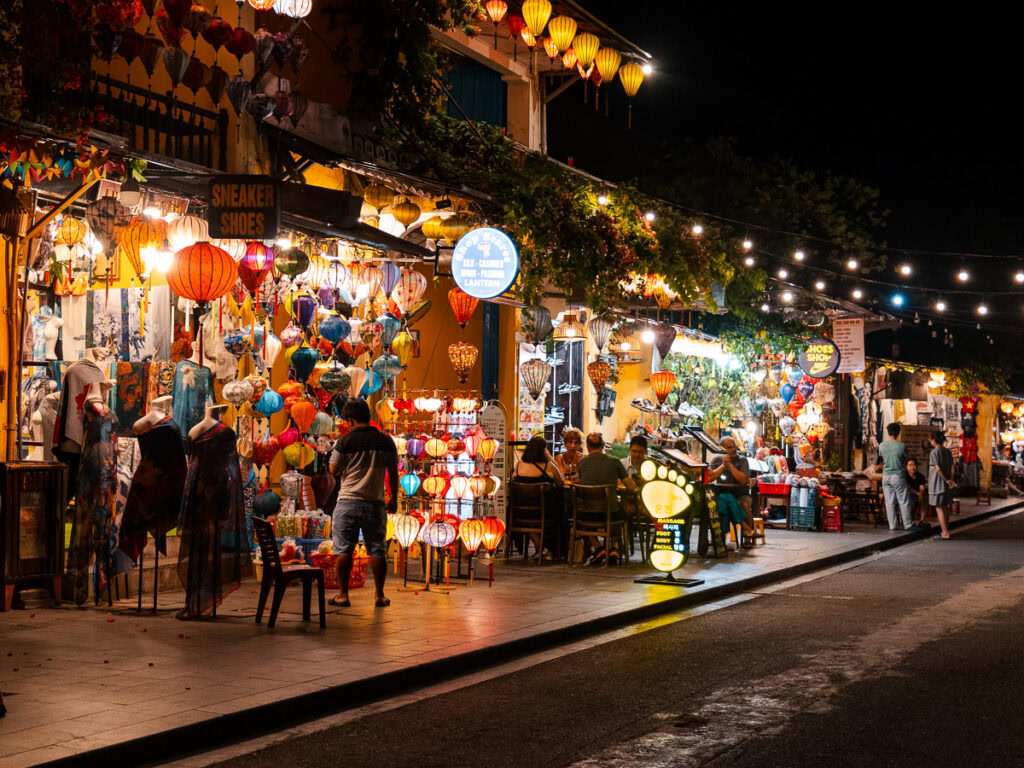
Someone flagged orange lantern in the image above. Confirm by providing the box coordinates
[460,518,486,552]
[477,437,498,462]
[167,242,236,305]
[57,216,88,246]
[562,47,577,69]
[587,360,611,391]
[291,400,317,433]
[1000,400,1015,414]
[481,515,506,553]
[485,0,507,23]
[469,475,489,497]
[119,218,165,279]
[448,287,479,328]
[448,342,479,384]
[423,474,449,497]
[649,369,676,404]
[542,36,559,59]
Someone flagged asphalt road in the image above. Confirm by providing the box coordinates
[201,512,1024,768]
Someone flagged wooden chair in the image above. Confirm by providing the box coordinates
[569,485,628,566]
[729,518,766,547]
[506,482,558,562]
[252,517,326,629]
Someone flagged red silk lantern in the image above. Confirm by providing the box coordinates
[481,515,505,553]
[649,369,676,404]
[464,433,483,458]
[167,242,236,305]
[448,287,479,328]
[238,241,273,294]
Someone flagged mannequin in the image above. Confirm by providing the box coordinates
[122,395,187,612]
[43,314,63,361]
[38,390,59,463]
[178,403,244,620]
[67,379,118,606]
[54,348,109,497]
[172,341,213,440]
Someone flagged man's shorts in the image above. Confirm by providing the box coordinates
[332,498,387,558]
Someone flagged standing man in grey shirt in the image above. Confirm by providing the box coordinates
[328,399,398,607]
[875,422,921,532]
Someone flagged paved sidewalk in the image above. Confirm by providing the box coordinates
[0,497,1018,767]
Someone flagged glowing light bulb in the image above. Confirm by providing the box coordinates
[645,211,656,221]
[276,236,293,249]
[642,62,653,75]
[935,300,947,312]
[744,256,755,267]
[794,250,805,261]
[143,205,162,219]
[1015,270,1024,283]
[620,341,632,352]
[778,268,788,279]
[958,269,969,282]
[899,263,912,275]
[815,280,825,290]
[641,329,655,344]
[151,245,173,274]
[781,291,794,303]
[891,293,905,307]
[977,304,988,315]
[760,302,770,312]
[852,288,863,299]
[742,239,753,250]
[692,224,703,235]
[596,195,609,206]
[846,258,858,270]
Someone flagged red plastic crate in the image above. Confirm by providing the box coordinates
[822,507,843,532]
[758,482,791,496]
[309,554,369,589]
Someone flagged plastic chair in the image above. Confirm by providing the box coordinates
[252,517,326,628]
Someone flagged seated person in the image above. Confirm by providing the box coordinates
[622,434,648,480]
[707,436,755,539]
[511,435,564,558]
[577,432,637,565]
[553,427,583,483]
[904,457,927,521]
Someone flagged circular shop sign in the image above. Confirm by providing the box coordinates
[798,337,841,379]
[451,227,519,300]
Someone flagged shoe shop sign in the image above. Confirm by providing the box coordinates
[451,227,519,299]
[798,337,841,379]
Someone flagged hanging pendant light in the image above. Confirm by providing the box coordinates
[618,60,645,128]
[520,358,551,400]
[485,0,508,23]
[562,47,578,69]
[363,183,395,213]
[553,313,586,341]
[391,198,421,229]
[587,360,611,392]
[541,36,559,59]
[522,0,552,37]
[421,216,444,241]
[588,317,613,352]
[448,342,479,384]
[650,370,676,404]
[572,32,600,69]
[448,287,479,328]
[547,15,577,52]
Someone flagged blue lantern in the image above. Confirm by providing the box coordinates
[377,313,401,350]
[290,345,319,383]
[372,354,402,382]
[399,472,421,497]
[255,389,284,416]
[320,315,351,344]
[359,370,383,396]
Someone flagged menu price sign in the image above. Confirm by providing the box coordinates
[833,318,865,374]
[208,175,281,239]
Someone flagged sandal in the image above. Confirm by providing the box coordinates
[375,597,391,608]
[328,597,351,607]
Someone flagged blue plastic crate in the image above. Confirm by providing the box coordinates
[788,505,818,530]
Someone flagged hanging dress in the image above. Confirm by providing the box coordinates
[120,418,187,562]
[67,401,118,605]
[178,422,245,618]
[172,360,213,441]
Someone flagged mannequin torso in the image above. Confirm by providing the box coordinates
[134,396,174,434]
[189,404,230,440]
[43,316,63,361]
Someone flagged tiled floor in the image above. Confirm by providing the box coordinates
[0,498,1017,767]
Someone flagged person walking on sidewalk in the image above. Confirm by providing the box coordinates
[328,398,397,608]
[929,431,956,539]
[876,423,921,532]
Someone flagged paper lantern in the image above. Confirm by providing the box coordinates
[448,287,479,328]
[274,246,309,278]
[447,437,466,455]
[779,382,796,403]
[291,400,317,433]
[460,518,486,552]
[464,433,483,458]
[619,60,644,98]
[393,435,407,455]
[477,438,498,462]
[588,317,613,352]
[562,47,577,69]
[522,0,551,36]
[448,342,479,384]
[168,242,236,305]
[423,520,457,549]
[283,441,316,468]
[85,198,124,251]
[252,435,280,467]
[167,214,208,251]
[547,15,577,52]
[481,515,506,553]
[524,305,554,343]
[309,411,333,436]
[654,322,677,358]
[391,199,421,229]
[276,0,312,17]
[248,0,276,8]
[421,216,444,242]
[399,472,421,497]
[406,437,426,460]
[58,216,89,247]
[377,313,402,349]
[372,354,402,382]
[422,474,448,497]
[392,330,415,367]
[520,358,551,399]
[393,514,422,548]
[450,474,471,500]
[553,313,586,340]
[363,183,394,212]
[222,380,254,406]
[238,241,274,294]
[485,0,507,23]
[290,345,319,383]
[595,47,621,83]
[254,389,283,416]
[294,294,317,329]
[119,218,164,278]
[468,476,488,497]
[393,268,427,314]
[426,438,448,459]
[440,214,471,245]
[587,360,611,392]
[344,366,367,398]
[650,370,676,404]
[320,315,351,345]
[572,32,599,68]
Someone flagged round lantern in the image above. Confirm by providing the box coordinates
[255,389,283,416]
[521,0,552,36]
[572,32,599,69]
[481,515,506,553]
[399,472,421,497]
[393,514,422,549]
[290,345,319,383]
[167,214,209,251]
[1000,400,1015,414]
[448,287,479,328]
[372,354,402,382]
[167,242,236,307]
[363,183,395,212]
[392,331,415,368]
[595,47,621,82]
[309,411,333,436]
[450,474,471,499]
[422,474,449,497]
[439,214,471,245]
[449,342,479,384]
[275,246,310,278]
[320,315,351,345]
[468,475,488,497]
[85,197,125,251]
[247,0,277,8]
[291,400,317,433]
[477,438,498,462]
[57,216,88,246]
[547,15,576,52]
[520,358,551,400]
[222,380,254,406]
[393,268,427,314]
[425,437,448,459]
[464,433,483,458]
[319,369,351,395]
[391,199,421,229]
[283,441,316,468]
[587,360,611,392]
[276,0,312,18]
[619,60,644,98]
[460,518,486,552]
[238,241,274,295]
[485,0,508,23]
[423,519,457,549]
[649,369,676,404]
[447,437,466,455]
[421,216,444,241]
[393,435,407,455]
[406,437,426,460]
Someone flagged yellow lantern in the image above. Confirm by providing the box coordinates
[303,252,330,290]
[426,437,448,459]
[392,330,415,367]
[422,216,444,241]
[391,199,421,229]
[57,216,88,246]
[595,47,621,83]
[376,398,395,425]
[393,435,407,455]
[521,0,551,36]
[440,214,471,244]
[572,32,600,69]
[619,60,644,97]
[363,183,395,212]
[118,218,165,279]
[1000,400,1015,414]
[547,15,577,52]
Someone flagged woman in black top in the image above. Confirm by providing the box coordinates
[905,458,927,522]
[511,436,565,557]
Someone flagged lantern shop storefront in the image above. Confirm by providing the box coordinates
[0,150,522,612]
